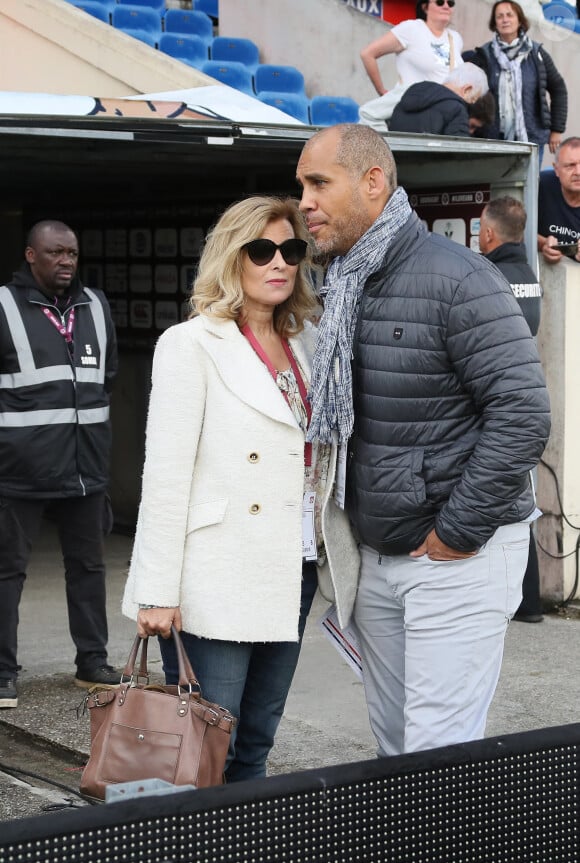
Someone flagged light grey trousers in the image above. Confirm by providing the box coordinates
[354,522,530,757]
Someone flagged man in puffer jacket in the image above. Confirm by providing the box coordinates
[296,124,550,757]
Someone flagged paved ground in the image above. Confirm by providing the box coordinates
[1,525,579,824]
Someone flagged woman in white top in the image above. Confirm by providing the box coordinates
[359,0,464,131]
[123,196,360,782]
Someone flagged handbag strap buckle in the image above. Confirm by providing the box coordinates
[130,672,150,686]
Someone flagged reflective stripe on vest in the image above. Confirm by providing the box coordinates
[0,288,36,373]
[0,406,109,428]
[0,285,109,424]
[83,288,107,387]
[0,364,73,389]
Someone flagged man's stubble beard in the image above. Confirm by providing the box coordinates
[314,192,373,259]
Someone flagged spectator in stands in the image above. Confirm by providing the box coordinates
[478,196,544,623]
[469,1,567,164]
[389,63,489,136]
[538,137,580,264]
[468,91,498,137]
[359,0,464,131]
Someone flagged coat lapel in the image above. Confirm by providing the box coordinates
[197,316,302,427]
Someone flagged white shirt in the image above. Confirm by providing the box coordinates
[391,19,464,86]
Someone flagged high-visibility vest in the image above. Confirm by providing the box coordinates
[0,282,117,497]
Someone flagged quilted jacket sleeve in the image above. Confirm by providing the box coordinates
[434,259,551,551]
[542,48,567,133]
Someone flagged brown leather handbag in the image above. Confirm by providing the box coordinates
[79,626,236,802]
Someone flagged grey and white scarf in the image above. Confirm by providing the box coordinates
[491,31,533,143]
[306,186,412,445]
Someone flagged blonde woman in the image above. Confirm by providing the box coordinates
[123,196,359,782]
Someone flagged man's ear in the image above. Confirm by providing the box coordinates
[24,247,35,265]
[366,166,387,199]
[484,223,495,245]
[461,84,475,103]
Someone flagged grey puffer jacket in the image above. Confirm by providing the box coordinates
[346,212,551,555]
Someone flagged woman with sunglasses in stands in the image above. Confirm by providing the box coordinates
[467,1,567,165]
[359,0,464,131]
[122,196,359,782]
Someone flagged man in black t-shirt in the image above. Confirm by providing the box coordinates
[538,137,580,265]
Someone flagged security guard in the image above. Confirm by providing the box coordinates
[0,220,119,708]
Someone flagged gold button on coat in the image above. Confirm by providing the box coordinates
[249,503,261,514]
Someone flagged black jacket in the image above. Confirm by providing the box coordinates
[469,41,567,138]
[484,242,541,336]
[0,266,117,498]
[346,212,551,555]
[390,82,469,136]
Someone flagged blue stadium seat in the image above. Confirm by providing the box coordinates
[542,0,577,30]
[117,0,166,11]
[254,64,305,97]
[120,29,157,47]
[310,95,360,126]
[112,6,162,46]
[210,36,260,73]
[163,9,214,49]
[159,33,209,68]
[201,60,254,96]
[194,0,219,21]
[74,1,112,23]
[257,92,310,124]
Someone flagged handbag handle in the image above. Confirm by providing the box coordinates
[122,626,201,691]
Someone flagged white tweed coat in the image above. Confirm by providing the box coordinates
[122,314,359,642]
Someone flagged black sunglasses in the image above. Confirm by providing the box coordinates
[243,238,308,266]
[433,0,455,6]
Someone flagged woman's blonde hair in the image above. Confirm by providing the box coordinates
[190,196,317,337]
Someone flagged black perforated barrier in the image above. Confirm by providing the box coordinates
[1,724,579,862]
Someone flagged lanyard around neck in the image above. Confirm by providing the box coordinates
[42,305,75,346]
[241,323,312,466]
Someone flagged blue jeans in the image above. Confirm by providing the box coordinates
[158,561,318,783]
[537,145,544,168]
